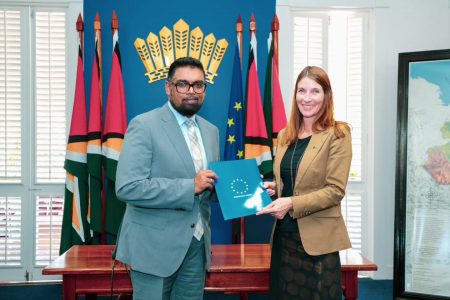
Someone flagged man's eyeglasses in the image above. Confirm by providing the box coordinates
[169,80,207,94]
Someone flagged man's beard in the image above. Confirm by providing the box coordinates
[170,96,202,117]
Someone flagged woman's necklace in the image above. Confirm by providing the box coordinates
[289,138,305,193]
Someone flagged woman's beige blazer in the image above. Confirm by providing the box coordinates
[273,125,352,255]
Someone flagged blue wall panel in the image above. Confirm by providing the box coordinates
[83,0,276,244]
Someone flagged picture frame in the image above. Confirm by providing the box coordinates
[394,49,450,300]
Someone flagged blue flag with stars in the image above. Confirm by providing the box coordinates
[224,44,245,161]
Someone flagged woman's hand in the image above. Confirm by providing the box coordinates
[263,181,276,197]
[256,197,293,219]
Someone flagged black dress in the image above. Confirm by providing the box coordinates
[269,136,342,300]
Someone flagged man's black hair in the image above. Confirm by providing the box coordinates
[167,57,205,80]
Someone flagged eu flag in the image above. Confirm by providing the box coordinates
[224,44,245,161]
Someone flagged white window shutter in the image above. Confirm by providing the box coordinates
[346,15,364,182]
[0,196,21,265]
[338,13,366,253]
[33,10,66,268]
[35,195,63,266]
[35,11,66,184]
[0,10,21,184]
[292,14,327,82]
[341,193,362,251]
[328,12,363,182]
[0,5,71,280]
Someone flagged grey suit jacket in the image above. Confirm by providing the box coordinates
[114,103,219,277]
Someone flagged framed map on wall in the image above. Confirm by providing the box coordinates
[394,49,450,300]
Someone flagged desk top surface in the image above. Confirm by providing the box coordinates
[42,244,377,275]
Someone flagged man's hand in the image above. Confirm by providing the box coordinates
[194,169,218,195]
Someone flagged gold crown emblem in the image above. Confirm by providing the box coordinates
[134,19,228,84]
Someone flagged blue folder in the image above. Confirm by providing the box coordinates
[209,159,272,220]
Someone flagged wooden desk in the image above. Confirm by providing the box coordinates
[42,244,377,300]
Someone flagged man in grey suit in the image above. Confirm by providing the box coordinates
[114,57,219,300]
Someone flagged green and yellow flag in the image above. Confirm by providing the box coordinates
[244,16,272,179]
[102,11,127,242]
[87,13,103,243]
[263,36,287,157]
[60,15,90,254]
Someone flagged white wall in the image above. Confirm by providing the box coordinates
[277,0,450,280]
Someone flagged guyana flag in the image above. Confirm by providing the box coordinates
[263,36,287,157]
[102,11,127,241]
[244,23,272,178]
[60,22,90,254]
[87,14,103,242]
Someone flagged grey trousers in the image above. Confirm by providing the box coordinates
[130,237,206,300]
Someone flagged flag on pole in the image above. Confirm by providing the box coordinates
[263,35,287,157]
[60,14,90,254]
[224,44,245,161]
[102,11,127,241]
[244,16,272,178]
[87,13,103,242]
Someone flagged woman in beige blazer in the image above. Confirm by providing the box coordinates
[257,66,352,300]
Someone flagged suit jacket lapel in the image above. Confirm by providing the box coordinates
[160,104,196,175]
[296,129,329,187]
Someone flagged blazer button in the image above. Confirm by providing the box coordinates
[190,223,195,228]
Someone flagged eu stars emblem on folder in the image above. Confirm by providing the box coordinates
[209,159,272,220]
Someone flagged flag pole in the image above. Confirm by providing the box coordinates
[236,15,243,67]
[234,15,245,244]
[111,10,119,34]
[94,13,102,107]
[103,10,127,242]
[76,15,89,243]
[264,13,286,166]
[250,14,256,53]
[60,13,89,254]
[242,14,258,244]
[244,13,256,245]
[93,12,106,245]
[272,14,279,73]
[241,14,252,244]
[76,14,83,52]
[236,14,250,244]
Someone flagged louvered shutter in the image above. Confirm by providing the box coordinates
[0,4,71,281]
[0,10,21,184]
[0,9,22,268]
[346,15,364,182]
[292,14,327,81]
[339,14,365,253]
[35,11,66,184]
[0,196,21,266]
[33,10,66,267]
[35,195,63,266]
